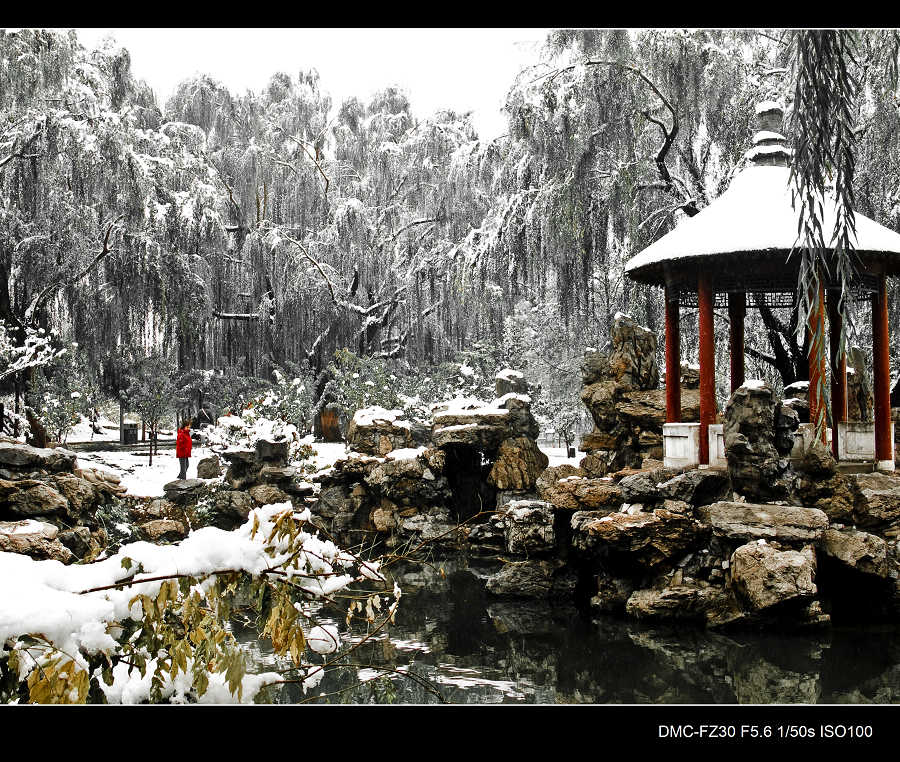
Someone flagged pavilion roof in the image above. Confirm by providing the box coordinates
[624,164,900,286]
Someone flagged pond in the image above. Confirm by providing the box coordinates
[234,559,900,705]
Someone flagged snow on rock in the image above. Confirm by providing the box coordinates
[741,379,768,391]
[386,447,427,461]
[351,406,411,430]
[496,368,524,381]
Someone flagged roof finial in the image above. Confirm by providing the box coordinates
[746,101,791,167]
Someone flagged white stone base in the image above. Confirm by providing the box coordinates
[663,422,700,469]
[836,421,895,462]
[708,423,726,468]
[790,423,832,459]
[877,459,896,473]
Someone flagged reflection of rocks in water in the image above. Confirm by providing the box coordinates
[731,659,821,704]
[231,566,900,704]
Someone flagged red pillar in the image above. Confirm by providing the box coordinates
[728,293,745,394]
[665,284,681,423]
[873,273,894,470]
[808,278,827,444]
[698,273,715,465]
[827,289,848,459]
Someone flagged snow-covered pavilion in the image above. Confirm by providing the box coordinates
[624,102,900,472]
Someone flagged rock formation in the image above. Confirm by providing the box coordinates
[578,313,700,475]
[0,437,126,561]
[723,381,796,501]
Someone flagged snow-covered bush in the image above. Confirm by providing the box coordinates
[204,407,310,463]
[396,344,499,424]
[317,349,402,422]
[30,342,95,445]
[0,503,399,704]
[251,363,316,435]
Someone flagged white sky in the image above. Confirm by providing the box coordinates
[71,28,551,140]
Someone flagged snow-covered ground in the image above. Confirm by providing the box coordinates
[541,446,584,468]
[64,414,123,444]
[73,435,579,501]
[75,444,206,498]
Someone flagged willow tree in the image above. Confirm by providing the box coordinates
[0,30,230,405]
[443,29,771,405]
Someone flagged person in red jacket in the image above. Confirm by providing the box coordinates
[176,419,193,480]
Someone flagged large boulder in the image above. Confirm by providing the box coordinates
[0,519,75,563]
[432,394,538,453]
[578,315,700,475]
[724,382,795,501]
[791,445,860,524]
[0,441,78,472]
[396,507,462,548]
[75,467,127,500]
[136,519,187,543]
[570,509,710,572]
[625,585,744,627]
[699,501,828,544]
[729,542,817,611]
[616,388,701,430]
[607,313,659,391]
[503,500,556,555]
[163,478,208,505]
[781,380,810,424]
[206,489,255,529]
[221,448,260,490]
[196,455,222,479]
[537,474,622,513]
[57,526,94,559]
[248,484,292,506]
[851,473,900,528]
[255,438,290,465]
[487,437,549,491]
[2,480,68,518]
[346,407,415,456]
[50,474,100,517]
[365,449,452,507]
[657,469,731,507]
[617,467,682,504]
[818,528,892,578]
[495,368,529,397]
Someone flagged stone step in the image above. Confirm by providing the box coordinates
[836,461,876,474]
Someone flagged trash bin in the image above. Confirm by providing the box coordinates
[122,422,138,445]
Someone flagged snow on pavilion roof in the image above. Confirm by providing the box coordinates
[624,164,900,285]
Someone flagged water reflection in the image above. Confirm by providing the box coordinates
[235,560,900,704]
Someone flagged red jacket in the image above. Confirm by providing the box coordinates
[176,428,192,458]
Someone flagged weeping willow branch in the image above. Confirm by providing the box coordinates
[23,215,126,324]
[788,30,861,441]
[534,58,700,217]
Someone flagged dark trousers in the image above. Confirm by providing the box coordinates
[178,457,189,480]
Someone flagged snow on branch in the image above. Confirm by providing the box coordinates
[0,322,64,383]
[0,503,399,704]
